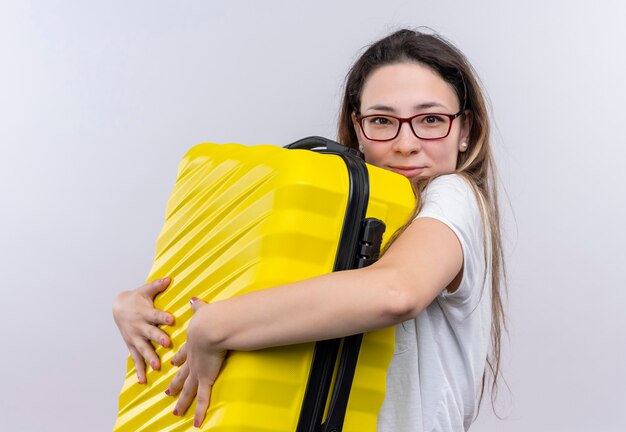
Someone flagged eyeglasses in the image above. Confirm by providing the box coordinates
[357,111,463,142]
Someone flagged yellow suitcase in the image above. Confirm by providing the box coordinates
[114,137,415,431]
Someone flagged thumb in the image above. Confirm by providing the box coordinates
[142,277,171,298]
[189,297,207,313]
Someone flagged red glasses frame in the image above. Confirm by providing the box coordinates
[357,110,463,142]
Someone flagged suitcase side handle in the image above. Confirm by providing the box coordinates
[321,218,386,432]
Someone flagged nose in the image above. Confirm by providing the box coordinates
[392,122,422,155]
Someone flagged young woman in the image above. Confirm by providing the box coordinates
[113,28,506,431]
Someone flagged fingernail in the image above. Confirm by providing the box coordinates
[151,360,158,370]
[165,316,173,325]
[164,388,170,396]
[190,297,199,304]
[173,408,179,416]
[160,338,167,346]
[194,419,201,428]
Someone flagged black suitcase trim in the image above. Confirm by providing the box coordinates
[286,137,386,432]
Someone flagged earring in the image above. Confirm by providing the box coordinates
[460,142,468,151]
[359,144,365,153]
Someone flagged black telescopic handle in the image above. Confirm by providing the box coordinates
[285,136,358,156]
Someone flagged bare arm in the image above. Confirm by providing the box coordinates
[167,216,464,427]
[193,216,463,351]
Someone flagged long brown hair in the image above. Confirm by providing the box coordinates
[338,28,508,414]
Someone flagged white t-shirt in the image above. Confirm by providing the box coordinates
[377,174,492,432]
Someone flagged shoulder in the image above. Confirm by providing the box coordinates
[417,174,482,225]
[426,173,474,193]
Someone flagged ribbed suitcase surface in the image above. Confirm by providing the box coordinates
[114,142,415,431]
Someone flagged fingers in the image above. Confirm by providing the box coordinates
[189,296,206,313]
[173,372,198,417]
[171,344,187,366]
[143,307,175,326]
[134,337,161,371]
[129,347,147,384]
[166,362,189,396]
[114,279,177,386]
[137,279,175,328]
[140,277,171,299]
[137,289,174,327]
[193,379,212,428]
[141,323,172,348]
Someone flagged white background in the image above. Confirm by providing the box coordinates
[1,1,625,431]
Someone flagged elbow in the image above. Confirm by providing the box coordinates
[384,287,420,322]
[380,269,424,323]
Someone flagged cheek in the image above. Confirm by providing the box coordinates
[363,147,386,166]
[355,128,387,167]
[425,142,459,168]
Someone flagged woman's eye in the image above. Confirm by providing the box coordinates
[369,117,392,126]
[422,115,445,124]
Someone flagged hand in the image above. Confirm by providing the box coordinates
[165,298,226,429]
[112,277,175,384]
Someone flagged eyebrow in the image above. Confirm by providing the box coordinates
[364,102,449,113]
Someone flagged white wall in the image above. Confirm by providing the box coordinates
[1,1,624,431]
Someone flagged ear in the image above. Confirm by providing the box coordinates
[351,112,368,157]
[352,112,364,142]
[351,112,360,131]
[458,110,473,152]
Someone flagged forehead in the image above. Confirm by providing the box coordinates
[360,62,459,112]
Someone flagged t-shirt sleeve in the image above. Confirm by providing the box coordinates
[414,174,488,303]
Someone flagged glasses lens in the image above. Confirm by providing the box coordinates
[361,115,400,141]
[411,114,451,139]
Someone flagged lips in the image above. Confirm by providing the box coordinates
[388,166,426,178]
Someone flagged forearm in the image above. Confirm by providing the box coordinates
[190,264,407,352]
[187,218,463,352]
